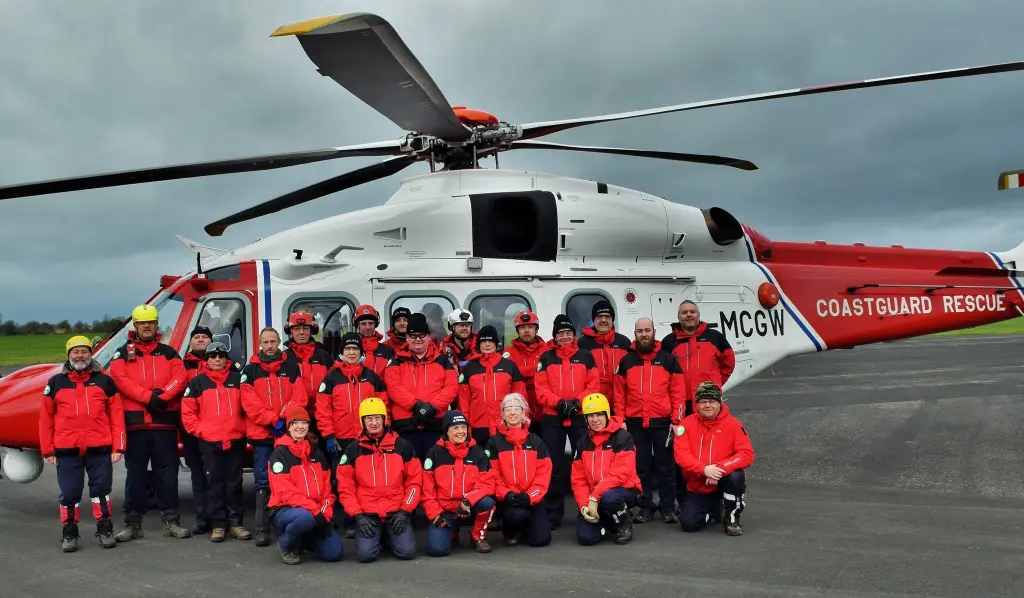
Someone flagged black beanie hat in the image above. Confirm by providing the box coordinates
[442,410,469,436]
[477,325,499,346]
[340,331,363,354]
[592,299,614,321]
[552,314,575,337]
[190,325,213,340]
[391,306,411,327]
[407,312,430,336]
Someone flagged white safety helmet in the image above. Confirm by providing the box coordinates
[446,309,474,331]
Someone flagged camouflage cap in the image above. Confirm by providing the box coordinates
[695,381,722,401]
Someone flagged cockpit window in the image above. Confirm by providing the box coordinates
[92,291,185,368]
[194,298,248,365]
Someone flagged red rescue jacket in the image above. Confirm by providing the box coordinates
[673,404,755,494]
[484,423,551,505]
[384,330,406,352]
[504,337,546,419]
[422,438,493,519]
[336,428,423,519]
[39,360,126,458]
[570,417,642,507]
[283,340,332,412]
[534,339,600,427]
[440,333,479,375]
[316,361,388,442]
[108,332,187,432]
[181,366,246,450]
[383,342,458,433]
[661,322,736,410]
[184,352,243,383]
[578,327,632,399]
[267,435,335,520]
[240,353,307,445]
[360,332,396,379]
[613,341,687,428]
[457,352,527,435]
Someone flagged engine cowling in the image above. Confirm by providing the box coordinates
[2,448,43,483]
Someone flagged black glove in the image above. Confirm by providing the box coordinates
[513,492,531,507]
[556,399,575,419]
[389,510,412,535]
[432,512,457,528]
[355,514,377,538]
[314,513,332,538]
[413,401,437,422]
[149,391,168,413]
[457,498,473,517]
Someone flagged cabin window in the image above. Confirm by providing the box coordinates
[195,297,249,365]
[388,295,455,344]
[564,292,613,338]
[287,298,355,361]
[468,294,531,348]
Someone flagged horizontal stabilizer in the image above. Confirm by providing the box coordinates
[998,170,1024,190]
[175,234,229,262]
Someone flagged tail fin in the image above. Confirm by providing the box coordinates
[997,169,1024,191]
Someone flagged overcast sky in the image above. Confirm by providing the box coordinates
[2,0,1023,323]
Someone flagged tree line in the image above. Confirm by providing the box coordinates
[0,313,127,337]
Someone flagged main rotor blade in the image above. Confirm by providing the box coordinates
[521,60,1024,140]
[998,169,1024,190]
[0,140,406,201]
[507,140,757,171]
[204,154,419,237]
[272,13,472,141]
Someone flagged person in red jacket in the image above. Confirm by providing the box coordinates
[673,382,753,536]
[457,325,527,447]
[40,335,126,552]
[336,397,422,563]
[241,327,308,547]
[384,306,411,351]
[440,308,479,376]
[571,393,642,546]
[353,304,396,379]
[660,300,736,415]
[180,325,214,533]
[181,342,251,543]
[422,410,496,555]
[534,314,600,528]
[283,311,332,421]
[613,317,686,524]
[504,310,546,435]
[383,312,459,460]
[108,304,191,542]
[578,299,632,400]
[267,406,342,565]
[484,393,552,548]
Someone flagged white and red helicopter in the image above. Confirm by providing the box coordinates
[2,12,1023,483]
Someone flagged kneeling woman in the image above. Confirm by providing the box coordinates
[423,410,497,555]
[267,407,342,565]
[182,342,251,542]
[484,393,552,547]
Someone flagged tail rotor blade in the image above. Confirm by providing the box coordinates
[507,140,757,171]
[203,154,419,237]
[0,140,406,201]
[521,60,1024,140]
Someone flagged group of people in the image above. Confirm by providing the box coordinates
[39,296,755,564]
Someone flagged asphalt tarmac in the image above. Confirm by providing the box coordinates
[2,335,1023,597]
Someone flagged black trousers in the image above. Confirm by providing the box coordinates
[123,429,180,523]
[180,429,208,523]
[629,424,676,514]
[539,423,586,525]
[198,440,245,528]
[57,452,113,525]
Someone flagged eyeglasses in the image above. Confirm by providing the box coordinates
[407,333,428,340]
[502,405,524,412]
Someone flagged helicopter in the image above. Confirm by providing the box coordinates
[2,11,1024,484]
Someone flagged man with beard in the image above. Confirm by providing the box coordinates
[40,336,126,552]
[384,306,411,352]
[503,310,546,436]
[577,300,631,401]
[108,304,191,541]
[440,309,479,376]
[353,304,395,379]
[241,327,308,546]
[613,317,685,524]
[283,311,332,432]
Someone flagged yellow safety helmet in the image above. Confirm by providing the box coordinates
[359,397,388,422]
[131,304,159,323]
[581,393,610,417]
[65,335,93,355]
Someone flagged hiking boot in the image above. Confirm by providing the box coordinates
[61,523,79,553]
[114,522,143,543]
[192,520,210,535]
[210,527,226,542]
[229,526,252,540]
[634,508,656,524]
[661,510,679,524]
[473,538,492,553]
[503,532,520,547]
[280,548,301,565]
[163,520,193,539]
[96,520,116,548]
[614,515,634,545]
[725,522,743,536]
[254,528,269,546]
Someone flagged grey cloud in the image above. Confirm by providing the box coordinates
[2,0,1024,322]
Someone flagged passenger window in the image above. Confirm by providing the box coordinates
[468,294,531,348]
[195,298,249,365]
[388,296,455,344]
[287,298,355,361]
[565,293,612,338]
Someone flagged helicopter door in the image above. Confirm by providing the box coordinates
[187,293,253,365]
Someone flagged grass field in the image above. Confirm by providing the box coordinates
[2,318,1024,368]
